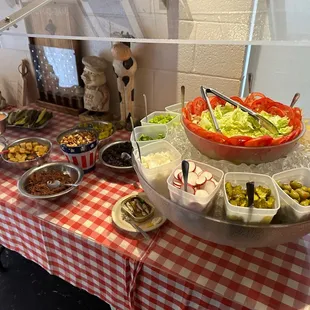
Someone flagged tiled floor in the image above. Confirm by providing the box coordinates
[0,248,111,310]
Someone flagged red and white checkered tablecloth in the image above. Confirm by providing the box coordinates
[1,106,310,310]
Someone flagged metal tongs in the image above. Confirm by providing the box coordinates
[202,87,279,135]
[200,86,222,133]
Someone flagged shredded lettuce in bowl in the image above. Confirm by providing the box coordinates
[198,103,293,138]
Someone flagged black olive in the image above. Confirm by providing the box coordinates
[102,142,133,167]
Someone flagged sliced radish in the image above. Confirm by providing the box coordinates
[204,180,216,194]
[195,189,209,198]
[188,161,196,172]
[187,172,198,186]
[180,184,195,195]
[195,166,203,175]
[173,180,182,187]
[174,169,182,180]
[212,179,219,186]
[196,175,207,186]
[178,172,183,182]
[200,171,213,180]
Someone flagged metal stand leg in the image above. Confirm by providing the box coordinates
[0,245,8,271]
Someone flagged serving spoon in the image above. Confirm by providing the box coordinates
[121,152,131,161]
[182,160,189,193]
[47,180,79,189]
[290,92,300,108]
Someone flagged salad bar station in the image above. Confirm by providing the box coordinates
[1,88,310,309]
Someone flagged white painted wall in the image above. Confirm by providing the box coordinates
[248,46,310,116]
[248,0,310,117]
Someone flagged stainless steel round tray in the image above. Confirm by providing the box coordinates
[133,157,310,248]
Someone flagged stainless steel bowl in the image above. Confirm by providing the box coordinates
[1,137,52,170]
[17,162,84,200]
[183,118,306,165]
[75,121,115,150]
[0,136,7,163]
[0,112,8,135]
[99,140,134,173]
[133,156,310,248]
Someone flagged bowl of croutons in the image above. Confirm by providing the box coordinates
[1,137,52,170]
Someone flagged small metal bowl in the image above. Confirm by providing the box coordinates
[17,162,84,200]
[1,137,52,170]
[99,140,134,173]
[0,112,8,135]
[0,136,7,163]
[75,121,115,150]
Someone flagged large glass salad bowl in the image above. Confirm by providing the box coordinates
[133,156,310,248]
[183,119,305,164]
[182,93,304,164]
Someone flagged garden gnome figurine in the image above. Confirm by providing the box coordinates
[111,43,137,121]
[81,56,110,112]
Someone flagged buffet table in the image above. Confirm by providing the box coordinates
[1,107,310,310]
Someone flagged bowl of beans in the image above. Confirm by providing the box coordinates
[17,162,84,200]
[56,128,98,173]
[99,141,133,173]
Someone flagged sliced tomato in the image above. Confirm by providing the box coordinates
[293,107,302,120]
[244,136,273,147]
[200,131,227,144]
[244,92,266,107]
[271,136,289,145]
[227,136,252,146]
[265,101,294,119]
[182,116,192,127]
[249,97,269,112]
[230,96,244,105]
[182,107,191,120]
[266,106,286,117]
[193,97,207,116]
[210,96,226,109]
[285,128,302,142]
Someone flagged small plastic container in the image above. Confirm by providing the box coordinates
[165,103,184,114]
[130,124,168,149]
[140,111,180,127]
[224,172,280,224]
[273,168,310,221]
[167,159,224,213]
[133,140,181,197]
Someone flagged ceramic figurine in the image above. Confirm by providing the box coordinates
[0,91,6,109]
[111,43,137,121]
[81,56,110,112]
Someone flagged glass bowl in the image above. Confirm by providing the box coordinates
[182,118,306,165]
[133,156,310,248]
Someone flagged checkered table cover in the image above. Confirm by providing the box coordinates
[0,106,310,310]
